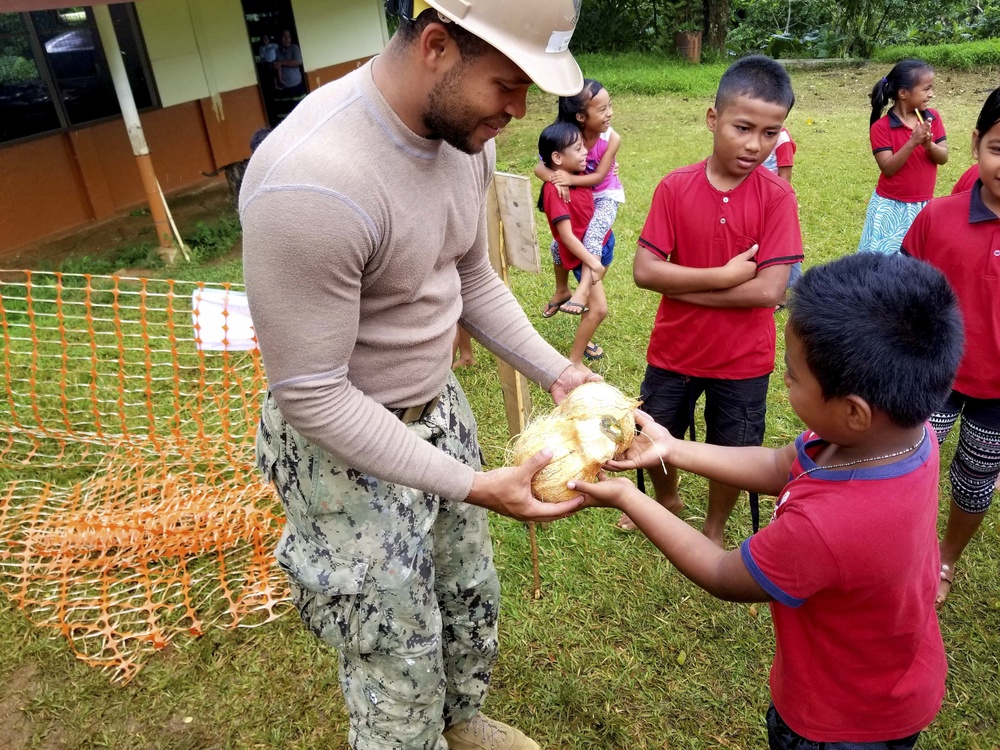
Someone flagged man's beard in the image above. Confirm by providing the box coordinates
[423,65,503,154]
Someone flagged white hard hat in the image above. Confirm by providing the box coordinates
[412,0,584,96]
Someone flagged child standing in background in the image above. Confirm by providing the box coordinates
[762,127,801,292]
[621,55,802,539]
[902,86,1000,610]
[536,79,624,327]
[537,122,614,370]
[857,59,948,255]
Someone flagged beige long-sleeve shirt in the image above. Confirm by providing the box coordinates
[241,60,570,501]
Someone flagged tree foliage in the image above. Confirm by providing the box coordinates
[728,0,1000,59]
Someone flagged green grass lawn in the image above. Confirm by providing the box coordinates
[2,62,999,749]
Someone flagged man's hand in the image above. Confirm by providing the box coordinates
[466,449,584,521]
[604,410,676,472]
[549,364,602,404]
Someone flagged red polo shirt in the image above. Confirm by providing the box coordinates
[952,164,979,194]
[902,183,1000,399]
[638,161,803,379]
[541,182,595,270]
[743,429,946,742]
[871,109,946,203]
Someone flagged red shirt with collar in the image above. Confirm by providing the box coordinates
[952,164,979,194]
[742,429,946,742]
[871,108,947,203]
[902,183,1000,398]
[638,161,803,378]
[541,182,594,270]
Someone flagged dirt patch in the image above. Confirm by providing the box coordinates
[0,664,38,750]
[3,183,238,271]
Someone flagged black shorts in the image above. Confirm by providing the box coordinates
[766,704,920,750]
[639,364,769,447]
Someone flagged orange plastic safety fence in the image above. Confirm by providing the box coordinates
[0,271,290,683]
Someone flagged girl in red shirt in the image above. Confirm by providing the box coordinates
[901,86,1000,608]
[536,122,613,370]
[857,59,948,255]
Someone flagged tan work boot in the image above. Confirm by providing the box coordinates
[443,713,540,750]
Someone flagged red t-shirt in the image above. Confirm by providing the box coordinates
[951,164,979,194]
[871,108,947,203]
[902,185,1000,399]
[742,429,946,742]
[541,182,593,270]
[638,161,803,379]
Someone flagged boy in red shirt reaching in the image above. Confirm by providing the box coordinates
[621,55,803,539]
[573,253,960,748]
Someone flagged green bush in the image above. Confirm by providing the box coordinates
[872,39,1000,69]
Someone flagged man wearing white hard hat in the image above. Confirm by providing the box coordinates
[241,2,588,748]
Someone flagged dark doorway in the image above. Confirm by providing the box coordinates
[241,0,307,128]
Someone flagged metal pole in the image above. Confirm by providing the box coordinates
[92,4,177,261]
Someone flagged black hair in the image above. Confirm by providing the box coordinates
[715,54,794,114]
[788,253,963,429]
[975,85,1000,137]
[536,121,583,211]
[557,78,605,129]
[394,7,490,60]
[869,59,933,126]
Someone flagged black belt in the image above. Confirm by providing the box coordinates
[389,394,440,423]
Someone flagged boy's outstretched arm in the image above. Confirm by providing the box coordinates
[570,475,769,602]
[607,411,797,498]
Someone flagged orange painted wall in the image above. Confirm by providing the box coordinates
[0,85,267,259]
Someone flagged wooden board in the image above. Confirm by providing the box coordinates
[493,172,541,275]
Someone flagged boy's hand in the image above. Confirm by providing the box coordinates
[568,472,638,509]
[605,410,676,471]
[722,245,758,287]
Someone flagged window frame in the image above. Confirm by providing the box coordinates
[0,4,159,149]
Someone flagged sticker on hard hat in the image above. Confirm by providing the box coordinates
[545,29,574,54]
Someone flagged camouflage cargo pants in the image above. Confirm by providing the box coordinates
[257,374,500,750]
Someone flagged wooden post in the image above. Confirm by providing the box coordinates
[485,176,541,598]
[485,179,533,437]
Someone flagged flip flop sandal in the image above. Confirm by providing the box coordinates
[559,301,589,315]
[541,296,571,318]
[584,343,604,360]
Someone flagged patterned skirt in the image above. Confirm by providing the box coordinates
[857,191,928,255]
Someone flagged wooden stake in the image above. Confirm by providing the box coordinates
[485,176,541,598]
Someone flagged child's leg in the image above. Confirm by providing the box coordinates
[542,241,573,317]
[567,280,607,368]
[452,324,474,369]
[702,375,770,548]
[934,394,1000,607]
[565,199,618,309]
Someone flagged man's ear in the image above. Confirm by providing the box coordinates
[706,106,718,133]
[418,22,456,73]
[843,394,873,432]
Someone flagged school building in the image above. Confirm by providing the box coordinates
[0,0,388,258]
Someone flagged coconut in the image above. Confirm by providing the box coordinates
[508,382,640,502]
